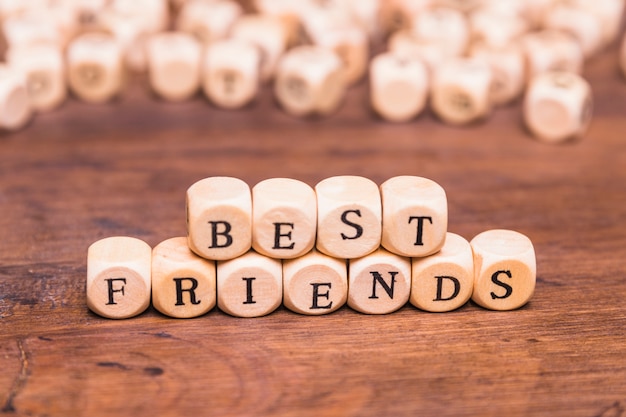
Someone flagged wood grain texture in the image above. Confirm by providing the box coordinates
[1,41,626,416]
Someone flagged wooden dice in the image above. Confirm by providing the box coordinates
[411,7,469,58]
[231,14,288,82]
[380,176,447,257]
[410,232,473,312]
[274,45,346,117]
[187,177,252,261]
[348,248,411,314]
[369,52,429,122]
[87,236,152,319]
[470,229,536,311]
[217,250,282,317]
[147,32,202,101]
[469,42,525,106]
[521,30,583,81]
[524,71,592,143]
[430,58,493,125]
[252,178,317,259]
[283,249,347,315]
[542,3,603,59]
[315,176,381,259]
[6,44,66,112]
[176,0,242,44]
[152,237,216,318]
[202,39,261,109]
[0,65,33,131]
[67,32,124,103]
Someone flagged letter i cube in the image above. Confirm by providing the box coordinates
[217,250,282,318]
[470,229,536,311]
[152,237,216,318]
[252,178,317,259]
[410,232,473,312]
[380,176,447,257]
[187,177,252,261]
[283,249,347,315]
[87,236,152,319]
[348,248,411,314]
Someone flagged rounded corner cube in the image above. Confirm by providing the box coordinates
[380,176,448,258]
[86,236,152,319]
[186,176,252,261]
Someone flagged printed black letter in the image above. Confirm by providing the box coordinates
[433,275,461,301]
[174,277,201,306]
[310,283,333,309]
[408,216,433,246]
[242,277,256,304]
[209,221,233,248]
[272,222,295,250]
[368,271,397,299]
[490,270,513,300]
[105,278,126,305]
[340,209,363,240]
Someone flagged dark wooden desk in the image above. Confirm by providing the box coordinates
[1,44,626,417]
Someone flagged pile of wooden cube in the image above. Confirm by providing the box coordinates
[1,0,624,142]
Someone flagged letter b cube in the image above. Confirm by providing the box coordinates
[187,177,252,261]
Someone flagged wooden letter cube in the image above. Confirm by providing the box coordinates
[187,177,252,261]
[152,237,216,318]
[252,178,317,259]
[147,32,201,101]
[86,236,151,319]
[470,229,536,311]
[348,248,411,314]
[0,65,33,131]
[521,30,583,80]
[380,176,447,257]
[430,57,492,125]
[231,14,288,82]
[6,44,66,112]
[410,232,473,312]
[176,0,242,44]
[411,7,469,57]
[202,39,261,109]
[308,24,369,85]
[67,32,124,103]
[283,249,347,315]
[315,175,381,259]
[369,52,429,122]
[469,42,525,106]
[542,4,603,58]
[274,45,346,117]
[524,71,592,143]
[387,30,448,73]
[217,250,282,317]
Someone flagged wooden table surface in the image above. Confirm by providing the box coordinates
[1,41,626,417]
